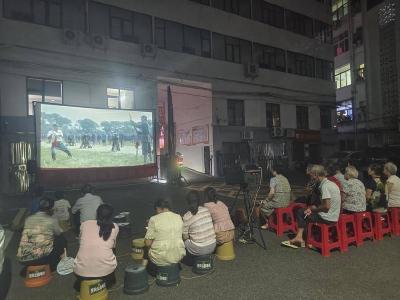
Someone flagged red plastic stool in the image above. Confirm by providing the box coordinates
[307,222,343,257]
[373,211,391,240]
[389,207,400,236]
[354,212,374,245]
[268,206,297,236]
[338,214,357,252]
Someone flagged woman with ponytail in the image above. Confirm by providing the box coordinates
[73,204,119,292]
[182,191,216,265]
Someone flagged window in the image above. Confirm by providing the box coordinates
[89,1,109,35]
[4,0,62,27]
[227,100,245,126]
[213,33,251,64]
[296,106,309,129]
[190,0,210,4]
[63,0,85,31]
[107,88,134,109]
[253,43,286,72]
[212,0,251,18]
[285,10,314,38]
[252,0,284,28]
[333,31,349,56]
[314,20,333,44]
[335,64,352,89]
[336,100,353,124]
[110,7,152,44]
[316,59,333,80]
[27,78,62,115]
[353,27,363,46]
[155,18,211,58]
[357,63,365,81]
[287,52,315,77]
[332,0,348,22]
[320,106,332,129]
[266,103,281,128]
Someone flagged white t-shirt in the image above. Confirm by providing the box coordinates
[318,178,341,222]
[387,175,400,207]
[72,193,103,223]
[47,129,64,143]
[53,199,71,221]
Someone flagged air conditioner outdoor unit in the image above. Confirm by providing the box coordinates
[244,62,259,79]
[87,34,108,50]
[241,130,254,140]
[271,127,284,138]
[141,43,157,58]
[62,29,80,45]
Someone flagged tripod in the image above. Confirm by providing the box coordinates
[230,183,267,250]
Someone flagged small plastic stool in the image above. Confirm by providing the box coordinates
[156,264,181,287]
[80,279,108,300]
[24,264,52,288]
[338,214,357,252]
[307,222,343,257]
[192,254,214,274]
[123,265,149,295]
[131,238,145,260]
[372,211,392,240]
[389,207,400,236]
[354,212,374,245]
[216,240,235,261]
[268,206,297,236]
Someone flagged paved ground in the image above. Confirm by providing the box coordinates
[2,170,400,299]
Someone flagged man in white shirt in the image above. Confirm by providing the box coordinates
[47,124,72,160]
[283,165,341,248]
[72,184,103,228]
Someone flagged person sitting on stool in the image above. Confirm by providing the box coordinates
[73,204,119,292]
[203,187,235,245]
[342,166,366,214]
[144,199,185,276]
[17,197,67,273]
[260,166,291,230]
[182,191,216,266]
[283,165,341,248]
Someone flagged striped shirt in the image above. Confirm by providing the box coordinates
[183,206,216,249]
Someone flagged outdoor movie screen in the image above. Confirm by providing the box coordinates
[37,103,154,169]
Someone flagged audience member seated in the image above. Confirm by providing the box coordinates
[53,191,72,232]
[283,165,341,248]
[29,186,44,215]
[334,165,347,189]
[260,166,291,229]
[72,184,103,231]
[17,197,67,273]
[73,204,119,292]
[295,164,320,206]
[203,187,235,245]
[182,191,216,266]
[327,165,342,191]
[144,199,185,276]
[364,164,386,212]
[384,162,400,208]
[342,166,366,214]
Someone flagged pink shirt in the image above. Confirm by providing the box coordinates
[73,220,119,277]
[204,201,235,233]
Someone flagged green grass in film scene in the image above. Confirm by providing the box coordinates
[40,142,153,168]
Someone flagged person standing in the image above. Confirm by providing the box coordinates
[73,204,119,292]
[17,197,67,272]
[144,199,185,276]
[132,115,152,163]
[47,124,72,160]
[72,184,103,230]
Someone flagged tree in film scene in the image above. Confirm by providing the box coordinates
[39,103,154,168]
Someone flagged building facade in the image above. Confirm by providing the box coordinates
[0,0,336,194]
[334,0,400,150]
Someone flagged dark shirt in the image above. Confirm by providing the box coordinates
[364,176,377,191]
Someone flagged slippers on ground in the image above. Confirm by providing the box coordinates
[281,240,305,249]
[260,224,269,230]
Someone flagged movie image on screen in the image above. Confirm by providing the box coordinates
[38,103,154,169]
